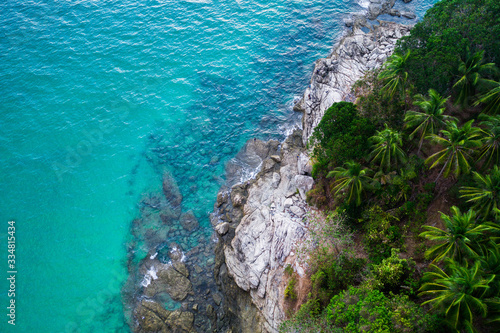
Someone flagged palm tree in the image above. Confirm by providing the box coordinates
[425,120,482,181]
[453,49,497,108]
[475,80,500,114]
[460,166,500,219]
[479,243,500,296]
[327,161,374,206]
[420,206,496,263]
[419,259,493,331]
[369,125,407,173]
[378,50,411,103]
[476,114,500,169]
[405,89,456,154]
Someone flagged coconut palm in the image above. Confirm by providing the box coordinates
[405,89,456,154]
[327,161,374,206]
[420,206,497,263]
[425,120,482,181]
[453,49,497,108]
[460,166,500,219]
[419,259,493,331]
[476,114,500,169]
[369,125,407,173]
[475,80,500,114]
[378,50,411,102]
[479,243,500,296]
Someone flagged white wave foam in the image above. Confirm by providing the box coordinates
[356,0,370,9]
[140,266,158,288]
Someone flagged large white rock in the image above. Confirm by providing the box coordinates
[295,22,412,144]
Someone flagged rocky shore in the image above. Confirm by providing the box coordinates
[212,5,414,333]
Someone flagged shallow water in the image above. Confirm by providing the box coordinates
[0,0,438,332]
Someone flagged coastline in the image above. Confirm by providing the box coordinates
[212,10,414,333]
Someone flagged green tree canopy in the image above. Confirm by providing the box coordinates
[309,102,375,177]
[453,49,497,108]
[420,206,495,263]
[327,161,374,207]
[425,120,482,181]
[405,88,456,154]
[419,260,493,331]
[369,125,407,173]
[460,166,500,220]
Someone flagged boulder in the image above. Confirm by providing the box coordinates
[215,222,230,235]
[180,211,199,231]
[145,263,193,301]
[162,173,183,207]
[294,175,314,200]
[165,310,194,332]
[401,11,416,19]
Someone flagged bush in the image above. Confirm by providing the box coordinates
[362,206,403,263]
[311,253,367,307]
[284,275,297,300]
[309,102,375,178]
[326,286,441,333]
[371,248,418,295]
[352,69,406,130]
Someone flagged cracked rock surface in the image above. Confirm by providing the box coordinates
[295,21,411,143]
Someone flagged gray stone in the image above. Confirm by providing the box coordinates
[367,4,382,20]
[290,205,305,218]
[389,9,401,16]
[216,222,230,235]
[401,11,416,19]
[213,293,223,306]
[297,153,313,175]
[162,173,183,207]
[270,155,281,163]
[144,262,193,302]
[294,175,315,200]
[297,22,412,142]
[180,210,199,231]
[216,20,411,333]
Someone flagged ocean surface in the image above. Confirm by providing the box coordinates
[0,0,438,332]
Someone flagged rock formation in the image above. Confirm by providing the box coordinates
[295,21,412,143]
[215,18,412,333]
[213,131,312,332]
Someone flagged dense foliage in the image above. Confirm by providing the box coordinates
[397,0,500,95]
[309,101,375,178]
[282,1,500,332]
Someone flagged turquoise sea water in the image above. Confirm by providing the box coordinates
[0,0,438,332]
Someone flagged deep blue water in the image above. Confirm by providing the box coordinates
[0,0,438,332]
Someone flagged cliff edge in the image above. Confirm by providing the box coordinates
[213,20,412,333]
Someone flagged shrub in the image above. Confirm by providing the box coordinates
[309,102,375,178]
[326,286,441,333]
[362,206,403,263]
[371,248,418,295]
[284,275,297,300]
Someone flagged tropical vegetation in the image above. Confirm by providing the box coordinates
[281,0,500,332]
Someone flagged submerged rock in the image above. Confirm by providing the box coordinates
[144,261,193,301]
[134,300,195,333]
[180,211,199,231]
[162,172,183,208]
